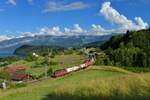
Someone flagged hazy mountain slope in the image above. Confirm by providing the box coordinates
[14,45,65,56]
[0,35,112,55]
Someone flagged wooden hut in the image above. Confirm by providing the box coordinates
[4,65,32,81]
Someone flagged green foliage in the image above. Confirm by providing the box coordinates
[0,71,11,80]
[14,45,65,57]
[95,53,112,66]
[99,29,150,68]
[47,67,53,76]
[0,80,15,89]
[101,34,122,50]
[122,67,150,73]
[83,40,105,48]
[0,56,20,62]
[110,47,141,67]
[64,48,74,55]
[0,56,20,67]
[25,54,38,62]
[0,61,10,67]
[42,56,58,66]
[15,83,27,88]
[1,66,150,100]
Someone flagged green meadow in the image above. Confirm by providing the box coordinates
[0,65,150,100]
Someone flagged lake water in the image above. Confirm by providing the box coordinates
[0,53,14,57]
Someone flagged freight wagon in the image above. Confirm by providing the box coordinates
[52,58,95,78]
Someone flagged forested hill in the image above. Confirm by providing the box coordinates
[14,45,66,56]
[101,29,150,50]
[96,29,150,68]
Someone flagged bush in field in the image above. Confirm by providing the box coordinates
[47,67,53,76]
[15,83,27,88]
[0,71,14,89]
[0,62,10,67]
[0,71,11,80]
[95,53,112,66]
[25,54,38,62]
[43,56,58,65]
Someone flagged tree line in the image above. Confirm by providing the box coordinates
[96,29,150,67]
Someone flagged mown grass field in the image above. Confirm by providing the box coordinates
[0,66,150,100]
[7,54,85,76]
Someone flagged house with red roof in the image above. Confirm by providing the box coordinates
[4,65,33,81]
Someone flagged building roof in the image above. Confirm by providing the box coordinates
[5,65,27,74]
[4,65,29,81]
[12,73,27,81]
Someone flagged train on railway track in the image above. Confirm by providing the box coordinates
[52,53,96,78]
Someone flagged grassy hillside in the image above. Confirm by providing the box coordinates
[0,66,150,100]
[0,29,150,100]
[6,54,85,77]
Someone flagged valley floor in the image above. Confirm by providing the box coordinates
[0,66,150,100]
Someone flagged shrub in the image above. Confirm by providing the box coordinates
[15,83,27,88]
[25,54,38,62]
[0,71,11,80]
[47,67,53,76]
[94,53,112,66]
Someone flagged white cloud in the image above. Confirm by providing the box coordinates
[21,32,35,37]
[7,0,33,5]
[91,24,105,33]
[0,1,149,43]
[38,24,85,36]
[64,24,87,35]
[0,24,107,42]
[90,24,114,35]
[8,0,16,5]
[50,26,63,36]
[43,1,90,12]
[38,26,63,36]
[72,24,85,33]
[100,2,148,32]
[0,35,13,42]
[135,17,149,30]
[64,27,71,34]
[20,24,91,37]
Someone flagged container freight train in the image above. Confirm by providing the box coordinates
[52,58,95,78]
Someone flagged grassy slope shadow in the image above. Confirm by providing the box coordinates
[42,91,150,100]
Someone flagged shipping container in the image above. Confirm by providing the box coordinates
[66,66,80,73]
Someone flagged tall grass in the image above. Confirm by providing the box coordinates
[43,73,150,100]
[1,66,150,100]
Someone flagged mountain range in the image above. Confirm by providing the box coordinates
[0,35,113,55]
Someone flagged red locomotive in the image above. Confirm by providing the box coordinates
[52,69,67,78]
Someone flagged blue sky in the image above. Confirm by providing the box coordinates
[0,0,149,40]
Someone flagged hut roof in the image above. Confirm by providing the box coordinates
[5,65,27,74]
[12,73,27,81]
